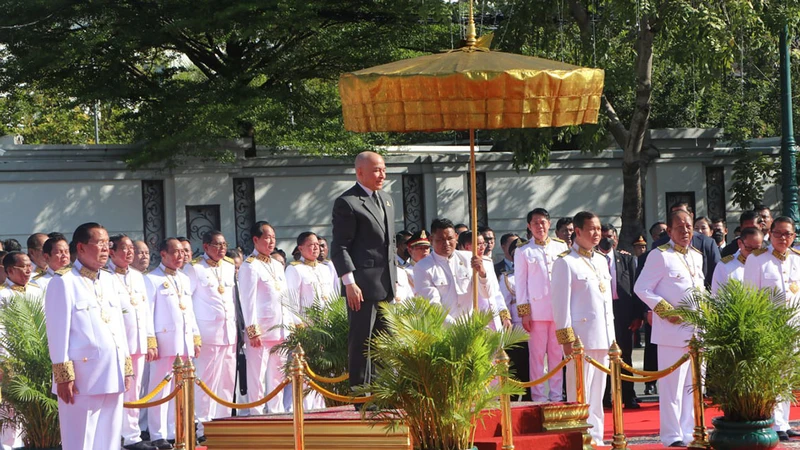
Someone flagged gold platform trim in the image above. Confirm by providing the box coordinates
[541,403,592,450]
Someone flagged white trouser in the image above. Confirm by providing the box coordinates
[774,400,792,431]
[567,349,607,446]
[58,392,123,450]
[122,353,146,445]
[528,320,564,402]
[245,339,287,415]
[148,357,180,440]
[658,344,694,445]
[195,344,236,437]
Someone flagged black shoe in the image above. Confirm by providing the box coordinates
[624,399,641,409]
[602,401,612,409]
[787,429,800,437]
[668,441,687,447]
[123,442,157,450]
[150,439,173,450]
[778,431,790,441]
[197,435,207,444]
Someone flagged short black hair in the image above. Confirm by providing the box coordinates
[271,249,286,259]
[573,211,598,229]
[454,223,468,230]
[527,208,550,223]
[47,232,65,240]
[711,217,727,227]
[296,231,317,247]
[226,248,243,259]
[250,221,273,238]
[555,217,573,231]
[601,223,617,235]
[739,210,759,226]
[109,234,129,250]
[499,233,519,247]
[668,210,692,227]
[754,204,771,214]
[771,216,795,231]
[43,236,69,255]
[478,225,493,234]
[72,223,104,245]
[3,239,21,252]
[158,238,180,253]
[457,231,473,248]
[694,216,712,228]
[739,227,763,240]
[202,230,224,245]
[431,218,455,235]
[176,236,190,243]
[2,252,24,274]
[670,202,693,214]
[648,222,666,235]
[26,233,47,251]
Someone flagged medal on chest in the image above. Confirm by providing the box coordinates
[218,285,225,294]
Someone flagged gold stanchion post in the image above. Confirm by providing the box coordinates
[173,356,186,450]
[572,337,585,404]
[184,357,197,450]
[609,342,628,450]
[292,344,306,450]
[688,336,709,449]
[495,350,515,450]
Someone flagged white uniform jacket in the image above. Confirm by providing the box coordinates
[108,261,155,356]
[743,246,800,305]
[285,260,337,318]
[412,250,494,324]
[498,271,521,326]
[32,268,54,290]
[710,252,746,295]
[633,241,703,347]
[513,237,569,321]
[551,247,615,350]
[0,280,42,302]
[145,265,200,357]
[185,255,237,346]
[45,260,132,395]
[238,251,295,341]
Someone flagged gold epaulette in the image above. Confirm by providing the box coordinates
[190,256,202,265]
[32,272,45,280]
[55,267,71,276]
[555,327,576,344]
[657,244,670,252]
[552,237,566,244]
[245,255,256,264]
[28,283,41,289]
[792,248,800,256]
[751,248,768,256]
[290,261,302,266]
[100,267,111,273]
[690,246,702,255]
[223,256,234,264]
[558,250,571,258]
[720,255,734,264]
[516,238,529,248]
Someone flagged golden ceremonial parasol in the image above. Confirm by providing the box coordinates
[339,2,604,310]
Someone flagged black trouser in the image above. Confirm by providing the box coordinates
[604,325,636,404]
[643,321,658,388]
[348,299,389,389]
[507,341,531,401]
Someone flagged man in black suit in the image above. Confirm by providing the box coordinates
[720,210,762,258]
[599,224,643,408]
[331,151,397,397]
[494,233,519,278]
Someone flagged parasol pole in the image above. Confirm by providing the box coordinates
[469,128,479,311]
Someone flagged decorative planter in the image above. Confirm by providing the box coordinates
[710,416,778,450]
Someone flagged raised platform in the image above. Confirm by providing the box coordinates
[203,402,591,450]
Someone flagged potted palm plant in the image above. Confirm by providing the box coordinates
[359,297,527,450]
[0,293,61,449]
[673,280,800,450]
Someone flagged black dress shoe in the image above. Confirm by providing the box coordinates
[787,429,800,437]
[624,399,641,409]
[123,442,157,450]
[602,401,612,409]
[778,431,790,441]
[197,435,207,444]
[150,439,173,450]
[668,441,687,447]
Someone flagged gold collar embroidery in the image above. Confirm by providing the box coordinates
[256,253,271,263]
[534,237,550,246]
[10,284,25,292]
[163,267,177,276]
[205,258,220,267]
[79,267,98,281]
[114,266,128,275]
[576,247,593,258]
[673,244,688,255]
[772,249,788,262]
[737,254,747,265]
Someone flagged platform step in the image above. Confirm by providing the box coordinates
[474,431,584,450]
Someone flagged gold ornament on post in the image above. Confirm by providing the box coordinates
[339,0,604,311]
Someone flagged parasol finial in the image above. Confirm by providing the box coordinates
[465,0,477,48]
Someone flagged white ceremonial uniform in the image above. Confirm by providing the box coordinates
[0,279,42,302]
[285,259,337,410]
[412,250,494,324]
[32,267,55,290]
[482,257,508,330]
[238,250,295,414]
[45,261,132,450]
[395,265,414,303]
[743,246,800,432]
[108,261,155,447]
[395,254,409,268]
[710,252,746,296]
[185,255,238,437]
[322,259,340,297]
[551,246,615,446]
[634,241,703,446]
[498,271,521,327]
[145,264,201,442]
[513,237,569,402]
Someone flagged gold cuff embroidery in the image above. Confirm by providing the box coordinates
[246,324,262,339]
[498,309,511,322]
[193,335,202,346]
[124,357,134,376]
[147,337,158,350]
[516,303,531,317]
[555,327,576,345]
[653,299,674,318]
[53,361,75,383]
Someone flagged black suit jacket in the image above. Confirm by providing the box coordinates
[610,250,644,327]
[330,183,396,302]
[649,231,720,288]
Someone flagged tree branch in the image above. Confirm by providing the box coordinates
[601,96,629,148]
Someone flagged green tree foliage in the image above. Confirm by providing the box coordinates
[0,0,454,164]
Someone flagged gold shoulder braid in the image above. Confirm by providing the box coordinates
[653,299,674,319]
[245,255,256,264]
[751,248,768,256]
[558,250,570,258]
[737,253,747,265]
[516,303,531,317]
[515,238,529,248]
[223,256,235,264]
[657,243,670,252]
[720,255,734,264]
[53,361,75,383]
[555,327,576,344]
[246,324,262,339]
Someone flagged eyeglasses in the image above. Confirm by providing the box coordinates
[12,264,32,270]
[87,241,110,249]
[208,243,228,249]
[771,231,795,240]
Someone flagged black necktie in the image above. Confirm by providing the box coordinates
[373,192,385,222]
